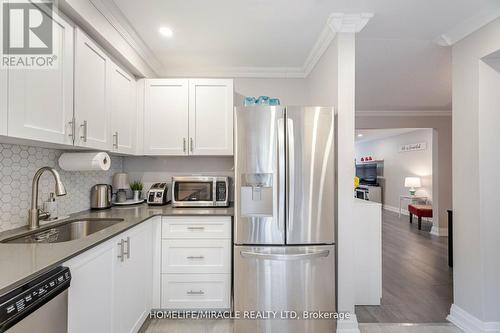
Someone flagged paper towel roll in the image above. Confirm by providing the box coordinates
[58,152,111,171]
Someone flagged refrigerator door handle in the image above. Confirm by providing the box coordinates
[240,250,330,261]
[286,118,295,233]
[277,117,286,237]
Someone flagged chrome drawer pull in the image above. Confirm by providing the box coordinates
[117,239,125,262]
[186,226,205,230]
[186,255,205,259]
[187,290,204,295]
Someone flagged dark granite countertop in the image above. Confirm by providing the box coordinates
[0,203,233,295]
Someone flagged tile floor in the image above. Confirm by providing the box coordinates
[140,319,463,333]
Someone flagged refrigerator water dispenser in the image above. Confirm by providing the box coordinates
[240,173,273,217]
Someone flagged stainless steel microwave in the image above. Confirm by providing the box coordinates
[171,176,230,207]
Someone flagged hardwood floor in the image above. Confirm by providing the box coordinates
[356,210,453,323]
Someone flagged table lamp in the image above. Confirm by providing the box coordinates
[112,173,130,202]
[404,177,421,196]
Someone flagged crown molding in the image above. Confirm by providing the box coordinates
[302,16,337,77]
[89,0,164,76]
[162,67,306,79]
[434,5,500,46]
[356,110,452,117]
[328,13,374,33]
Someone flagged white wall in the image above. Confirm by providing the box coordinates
[449,16,500,329]
[355,129,433,211]
[306,41,339,106]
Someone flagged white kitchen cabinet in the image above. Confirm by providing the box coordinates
[7,11,74,145]
[113,221,152,333]
[162,239,231,274]
[144,79,189,155]
[65,240,114,333]
[74,27,111,150]
[110,62,137,154]
[161,274,231,309]
[65,220,153,333]
[189,79,233,155]
[159,216,231,309]
[143,78,233,156]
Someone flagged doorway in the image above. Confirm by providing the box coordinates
[354,128,453,323]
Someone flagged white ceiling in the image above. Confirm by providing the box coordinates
[110,0,500,110]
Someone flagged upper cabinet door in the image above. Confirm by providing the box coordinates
[189,79,233,155]
[144,79,189,155]
[7,11,74,145]
[74,28,111,150]
[110,62,136,154]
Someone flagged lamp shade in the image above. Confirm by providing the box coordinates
[112,173,130,190]
[404,177,421,188]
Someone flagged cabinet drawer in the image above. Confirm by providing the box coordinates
[162,239,231,274]
[162,217,231,239]
[161,274,230,309]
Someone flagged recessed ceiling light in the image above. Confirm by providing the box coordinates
[357,133,364,137]
[159,27,173,38]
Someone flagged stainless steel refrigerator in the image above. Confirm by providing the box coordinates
[234,105,336,333]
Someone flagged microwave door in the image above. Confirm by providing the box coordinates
[234,106,286,245]
[286,106,335,245]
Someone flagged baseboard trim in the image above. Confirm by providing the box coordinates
[430,225,448,237]
[448,304,500,333]
[383,205,408,216]
[337,313,360,333]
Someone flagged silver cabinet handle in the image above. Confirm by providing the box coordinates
[187,226,205,230]
[190,138,194,153]
[123,236,130,259]
[113,132,119,149]
[240,250,330,261]
[117,239,125,262]
[183,138,187,153]
[186,290,205,295]
[186,255,205,259]
[68,120,75,140]
[80,120,88,143]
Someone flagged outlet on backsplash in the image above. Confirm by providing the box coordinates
[0,143,123,232]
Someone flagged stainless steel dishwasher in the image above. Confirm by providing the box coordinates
[0,267,71,333]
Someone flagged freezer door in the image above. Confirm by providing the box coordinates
[234,245,336,333]
[286,107,335,244]
[234,106,286,245]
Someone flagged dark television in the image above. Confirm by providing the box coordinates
[356,163,378,184]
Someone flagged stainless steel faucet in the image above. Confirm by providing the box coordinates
[28,167,67,230]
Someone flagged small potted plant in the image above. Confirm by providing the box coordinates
[130,181,144,201]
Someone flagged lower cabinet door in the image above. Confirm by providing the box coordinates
[161,274,230,309]
[65,243,114,333]
[113,223,153,333]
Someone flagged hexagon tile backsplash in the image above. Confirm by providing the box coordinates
[0,143,123,232]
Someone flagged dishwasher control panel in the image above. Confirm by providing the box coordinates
[0,266,71,332]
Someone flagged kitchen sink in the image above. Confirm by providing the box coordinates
[1,218,125,244]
